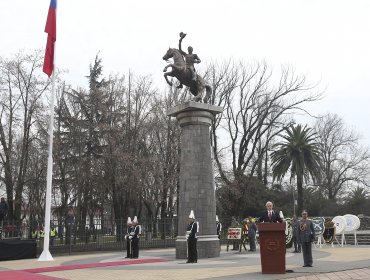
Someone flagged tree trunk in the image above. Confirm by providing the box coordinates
[296,174,304,214]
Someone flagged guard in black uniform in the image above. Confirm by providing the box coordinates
[186,210,198,263]
[216,215,222,239]
[130,216,141,258]
[125,217,133,258]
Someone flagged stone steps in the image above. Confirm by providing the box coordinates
[336,233,370,245]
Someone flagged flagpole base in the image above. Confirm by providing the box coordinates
[38,249,54,261]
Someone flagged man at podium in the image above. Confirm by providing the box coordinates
[257,201,286,274]
[257,201,283,223]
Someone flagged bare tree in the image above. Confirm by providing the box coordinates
[314,114,370,201]
[208,61,321,189]
[0,51,49,220]
[139,95,179,217]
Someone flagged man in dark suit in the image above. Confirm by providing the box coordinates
[257,201,283,223]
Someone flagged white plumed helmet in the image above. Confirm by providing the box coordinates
[133,216,138,224]
[189,210,195,219]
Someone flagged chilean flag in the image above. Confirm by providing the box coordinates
[43,0,57,77]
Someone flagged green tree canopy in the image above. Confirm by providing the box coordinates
[271,124,321,214]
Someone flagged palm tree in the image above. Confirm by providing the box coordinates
[345,186,369,214]
[271,124,321,214]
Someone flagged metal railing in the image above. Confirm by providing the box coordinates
[0,217,178,255]
[3,216,369,255]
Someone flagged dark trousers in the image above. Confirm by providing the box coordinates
[126,238,132,258]
[187,238,197,262]
[131,238,139,258]
[293,236,301,252]
[249,236,256,251]
[301,242,313,266]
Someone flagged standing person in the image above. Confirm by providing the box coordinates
[50,226,57,246]
[58,222,64,243]
[216,215,222,252]
[39,227,45,240]
[257,201,283,223]
[130,216,141,259]
[247,217,257,251]
[91,225,97,242]
[84,226,90,243]
[292,215,301,253]
[297,210,315,267]
[241,218,249,251]
[230,216,240,250]
[216,215,222,239]
[39,227,45,249]
[125,217,133,258]
[31,228,38,240]
[186,210,198,263]
[0,197,8,225]
[178,32,201,83]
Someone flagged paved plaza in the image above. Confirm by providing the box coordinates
[0,245,369,279]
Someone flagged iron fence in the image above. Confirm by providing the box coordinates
[0,217,178,255]
[0,216,262,255]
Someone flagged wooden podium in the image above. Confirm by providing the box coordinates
[258,222,286,274]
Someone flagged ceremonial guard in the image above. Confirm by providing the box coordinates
[186,210,198,263]
[216,215,222,239]
[297,210,315,267]
[125,217,133,258]
[130,216,141,258]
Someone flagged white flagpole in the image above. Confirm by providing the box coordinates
[38,45,56,263]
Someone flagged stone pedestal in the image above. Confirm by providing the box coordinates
[167,101,223,259]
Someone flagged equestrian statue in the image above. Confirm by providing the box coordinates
[163,32,212,103]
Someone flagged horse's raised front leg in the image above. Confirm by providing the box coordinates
[163,64,174,72]
[164,72,173,87]
[203,85,212,103]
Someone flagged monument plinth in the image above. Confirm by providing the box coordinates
[168,101,223,259]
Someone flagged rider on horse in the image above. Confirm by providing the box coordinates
[162,33,212,103]
[178,32,201,87]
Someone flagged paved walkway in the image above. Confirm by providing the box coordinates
[0,245,369,279]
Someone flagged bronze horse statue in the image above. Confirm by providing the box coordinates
[163,48,211,103]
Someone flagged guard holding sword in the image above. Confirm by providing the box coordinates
[186,210,198,263]
[125,217,133,258]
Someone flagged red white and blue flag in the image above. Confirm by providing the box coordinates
[43,0,57,77]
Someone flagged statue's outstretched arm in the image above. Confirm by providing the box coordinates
[178,38,186,55]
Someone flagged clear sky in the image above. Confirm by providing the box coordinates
[1,0,370,146]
